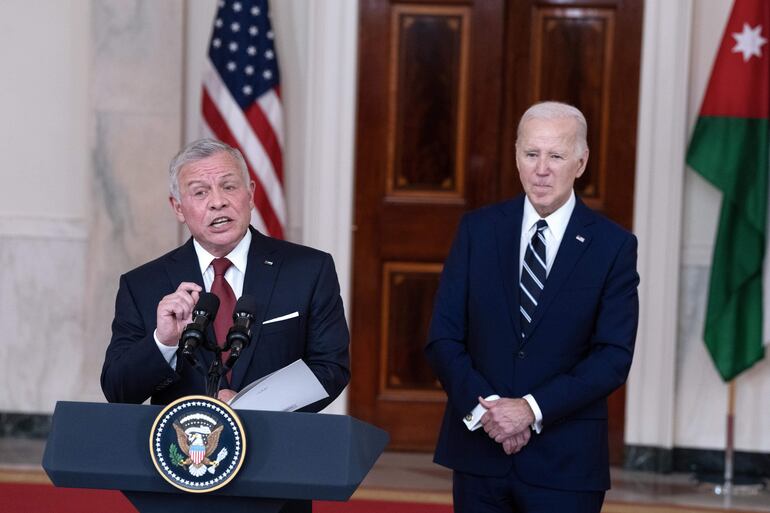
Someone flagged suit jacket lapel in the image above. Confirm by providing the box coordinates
[495,197,525,342]
[165,237,205,288]
[229,228,281,390]
[525,198,595,342]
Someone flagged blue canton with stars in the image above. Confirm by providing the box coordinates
[208,0,280,109]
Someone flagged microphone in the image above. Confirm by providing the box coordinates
[224,295,258,366]
[180,292,220,358]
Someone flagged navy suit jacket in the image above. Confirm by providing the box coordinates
[425,195,639,491]
[101,227,350,411]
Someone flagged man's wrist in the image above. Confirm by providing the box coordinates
[522,394,543,433]
[463,394,500,431]
[154,329,179,367]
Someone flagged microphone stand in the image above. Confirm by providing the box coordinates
[205,349,225,398]
[181,334,229,399]
[180,326,249,399]
[204,344,244,398]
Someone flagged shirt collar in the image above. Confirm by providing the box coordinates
[192,229,252,275]
[523,191,575,241]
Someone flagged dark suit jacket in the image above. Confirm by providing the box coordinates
[425,195,639,491]
[101,227,350,411]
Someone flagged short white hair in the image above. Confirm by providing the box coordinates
[516,101,588,154]
[168,139,250,200]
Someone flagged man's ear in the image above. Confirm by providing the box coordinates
[169,196,185,223]
[576,148,590,178]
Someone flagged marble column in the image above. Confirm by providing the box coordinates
[78,0,184,403]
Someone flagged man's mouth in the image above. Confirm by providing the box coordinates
[210,217,232,227]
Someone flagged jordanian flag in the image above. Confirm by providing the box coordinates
[687,0,769,381]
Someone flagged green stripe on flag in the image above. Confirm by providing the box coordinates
[687,116,768,381]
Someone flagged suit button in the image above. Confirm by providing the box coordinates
[517,350,526,359]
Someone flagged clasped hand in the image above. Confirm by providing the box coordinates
[479,396,534,455]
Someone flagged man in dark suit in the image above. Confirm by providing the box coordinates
[426,102,639,512]
[101,139,350,410]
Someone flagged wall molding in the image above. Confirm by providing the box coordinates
[0,215,87,241]
[0,413,51,439]
[625,444,770,478]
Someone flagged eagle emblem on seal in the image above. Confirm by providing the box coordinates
[150,396,245,492]
[172,421,228,477]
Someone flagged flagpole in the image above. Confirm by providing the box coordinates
[698,376,766,498]
[719,380,736,500]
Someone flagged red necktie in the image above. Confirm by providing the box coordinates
[210,258,236,365]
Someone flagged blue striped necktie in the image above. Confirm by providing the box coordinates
[520,219,548,333]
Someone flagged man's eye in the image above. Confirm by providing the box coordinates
[192,190,207,197]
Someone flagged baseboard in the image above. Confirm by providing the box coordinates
[0,413,51,439]
[625,444,770,478]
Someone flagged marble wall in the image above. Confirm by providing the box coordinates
[80,0,184,403]
[0,0,90,413]
[0,0,183,412]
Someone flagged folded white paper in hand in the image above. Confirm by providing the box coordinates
[229,359,329,412]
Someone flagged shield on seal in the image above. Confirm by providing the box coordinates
[190,441,206,465]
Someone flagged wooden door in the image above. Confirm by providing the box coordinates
[351,0,643,464]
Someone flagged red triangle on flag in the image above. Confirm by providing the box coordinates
[699,0,770,119]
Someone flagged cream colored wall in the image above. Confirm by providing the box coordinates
[0,0,90,412]
[0,1,90,221]
[0,0,183,412]
[0,0,89,242]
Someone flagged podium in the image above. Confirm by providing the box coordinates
[42,401,389,513]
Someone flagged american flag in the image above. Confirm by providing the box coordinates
[202,0,285,239]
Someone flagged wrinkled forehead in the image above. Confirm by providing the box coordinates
[517,118,579,149]
[179,152,245,184]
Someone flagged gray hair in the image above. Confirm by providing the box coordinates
[169,139,250,200]
[516,101,588,154]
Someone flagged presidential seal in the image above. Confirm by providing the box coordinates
[149,395,246,493]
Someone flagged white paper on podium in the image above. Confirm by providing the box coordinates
[228,359,329,412]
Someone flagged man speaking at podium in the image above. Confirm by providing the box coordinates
[101,139,350,409]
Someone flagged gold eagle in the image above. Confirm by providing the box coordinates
[173,422,224,476]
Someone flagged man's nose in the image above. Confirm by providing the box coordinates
[209,188,229,208]
[535,158,549,175]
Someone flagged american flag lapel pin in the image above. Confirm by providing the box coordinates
[576,235,585,243]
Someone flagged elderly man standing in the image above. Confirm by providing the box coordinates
[101,139,350,411]
[426,101,639,512]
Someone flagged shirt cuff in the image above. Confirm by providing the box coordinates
[523,394,543,433]
[154,329,178,369]
[463,394,500,431]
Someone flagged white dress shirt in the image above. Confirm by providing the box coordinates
[155,230,252,368]
[465,192,576,434]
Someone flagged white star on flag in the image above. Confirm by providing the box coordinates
[731,22,767,62]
